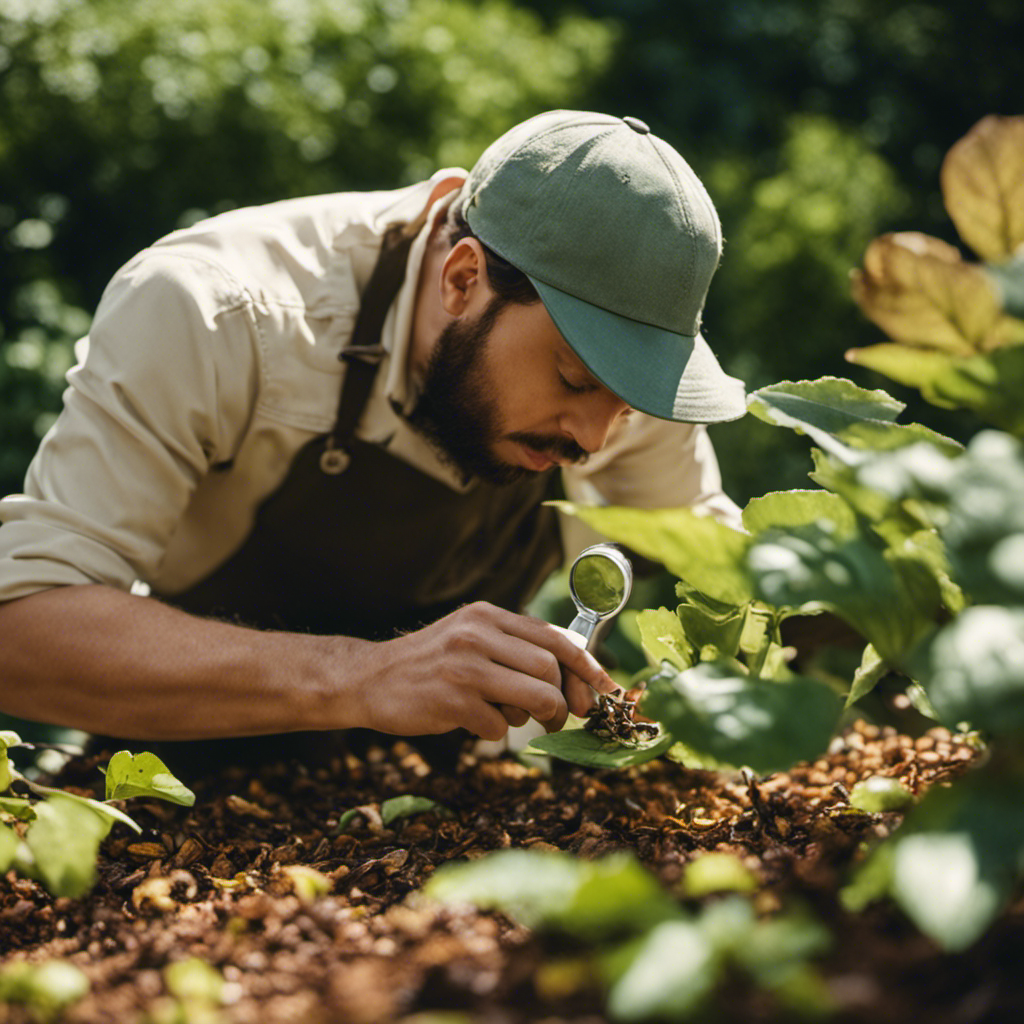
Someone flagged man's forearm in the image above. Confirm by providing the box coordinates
[0,585,370,741]
[0,585,617,744]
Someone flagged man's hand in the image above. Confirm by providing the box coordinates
[356,601,619,741]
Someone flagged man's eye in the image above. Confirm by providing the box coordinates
[558,372,590,395]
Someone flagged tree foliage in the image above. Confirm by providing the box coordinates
[0,0,614,494]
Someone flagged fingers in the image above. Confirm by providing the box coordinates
[499,703,530,728]
[563,670,600,719]
[496,610,618,695]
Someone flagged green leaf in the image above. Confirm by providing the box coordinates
[926,345,1024,434]
[849,777,1024,951]
[909,607,1024,735]
[0,796,36,821]
[747,523,940,665]
[849,776,914,812]
[986,256,1024,319]
[681,853,758,897]
[635,607,692,670]
[742,489,857,538]
[846,644,886,708]
[334,808,362,833]
[0,960,89,1022]
[164,958,225,1005]
[550,501,753,606]
[0,730,23,748]
[104,750,195,807]
[747,378,904,448]
[426,849,671,938]
[607,920,718,1022]
[0,820,19,871]
[893,833,1005,951]
[380,795,449,826]
[24,794,109,898]
[676,601,746,660]
[527,729,674,769]
[844,342,958,391]
[641,662,843,775]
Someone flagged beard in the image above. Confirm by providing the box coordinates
[407,297,588,486]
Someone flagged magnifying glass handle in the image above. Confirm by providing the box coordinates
[562,612,601,650]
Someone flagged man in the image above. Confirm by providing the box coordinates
[0,111,745,756]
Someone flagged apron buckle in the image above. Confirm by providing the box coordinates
[319,438,351,475]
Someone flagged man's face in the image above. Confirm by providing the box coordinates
[409,296,632,486]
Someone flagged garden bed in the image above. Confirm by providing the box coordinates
[2,720,1019,1024]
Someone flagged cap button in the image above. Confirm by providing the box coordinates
[622,116,650,134]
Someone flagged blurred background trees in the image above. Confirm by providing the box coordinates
[1,0,1021,504]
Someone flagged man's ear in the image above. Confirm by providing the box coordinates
[439,238,491,317]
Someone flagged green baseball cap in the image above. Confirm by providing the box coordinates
[461,110,747,423]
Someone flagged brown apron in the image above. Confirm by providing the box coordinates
[107,223,563,772]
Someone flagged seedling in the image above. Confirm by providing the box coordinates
[0,736,195,898]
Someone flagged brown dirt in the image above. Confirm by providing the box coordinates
[2,720,1023,1024]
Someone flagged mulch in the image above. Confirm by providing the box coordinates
[2,720,1023,1024]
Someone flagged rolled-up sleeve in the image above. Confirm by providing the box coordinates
[0,250,258,602]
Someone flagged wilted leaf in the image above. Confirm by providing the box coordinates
[380,795,450,826]
[641,662,843,775]
[25,795,109,898]
[942,115,1024,264]
[607,920,717,1022]
[527,729,674,769]
[550,501,752,605]
[909,607,1024,735]
[104,751,195,807]
[635,607,692,670]
[850,232,1012,354]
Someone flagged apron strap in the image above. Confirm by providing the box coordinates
[320,220,419,474]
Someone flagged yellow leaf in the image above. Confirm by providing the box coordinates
[851,232,1006,353]
[845,342,957,389]
[942,115,1024,263]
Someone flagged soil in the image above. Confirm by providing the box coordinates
[2,720,1023,1024]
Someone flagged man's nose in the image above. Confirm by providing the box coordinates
[566,394,633,454]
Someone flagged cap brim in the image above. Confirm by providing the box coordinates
[529,277,747,423]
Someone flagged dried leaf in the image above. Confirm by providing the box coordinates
[851,233,1006,354]
[942,115,1024,263]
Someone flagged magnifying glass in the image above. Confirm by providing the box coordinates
[564,543,633,651]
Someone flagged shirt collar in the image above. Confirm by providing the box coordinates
[380,179,464,417]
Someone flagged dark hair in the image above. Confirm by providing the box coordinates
[446,202,541,308]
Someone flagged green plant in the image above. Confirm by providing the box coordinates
[0,733,194,898]
[534,115,1024,951]
[425,849,833,1022]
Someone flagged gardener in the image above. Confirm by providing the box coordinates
[0,111,746,759]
